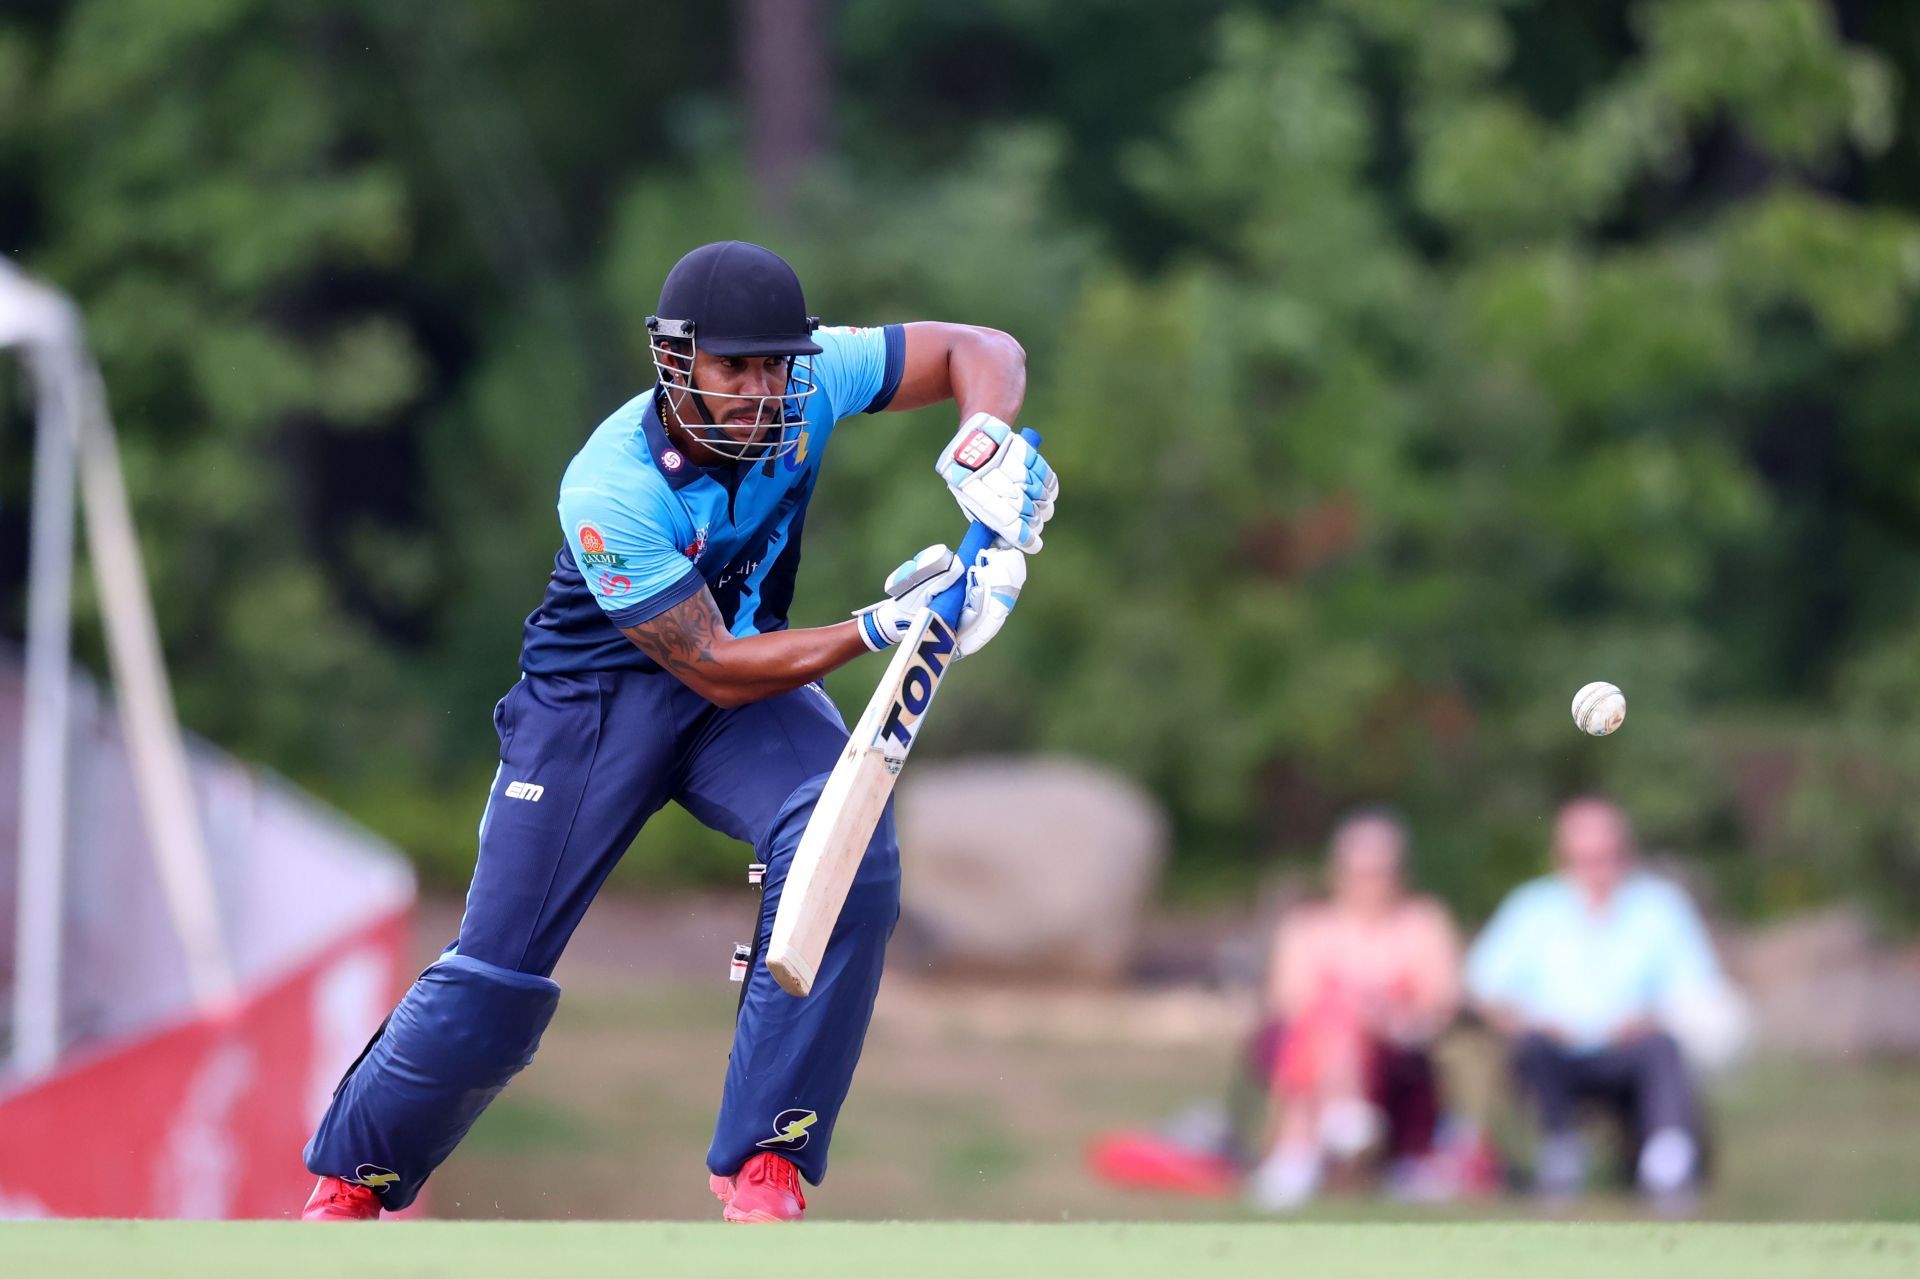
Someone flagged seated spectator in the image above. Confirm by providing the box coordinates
[1249,809,1462,1209]
[1466,796,1720,1208]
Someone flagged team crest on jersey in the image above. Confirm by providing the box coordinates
[684,526,709,561]
[576,523,628,569]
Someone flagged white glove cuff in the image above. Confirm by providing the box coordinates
[856,609,893,652]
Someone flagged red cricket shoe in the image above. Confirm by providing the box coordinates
[302,1176,382,1221]
[709,1152,807,1223]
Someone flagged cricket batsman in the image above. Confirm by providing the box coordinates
[300,241,1057,1222]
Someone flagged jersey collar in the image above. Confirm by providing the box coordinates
[641,390,722,491]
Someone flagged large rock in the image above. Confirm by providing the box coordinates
[893,755,1168,982]
[1728,908,1920,1058]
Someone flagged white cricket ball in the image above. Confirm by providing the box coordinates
[1571,681,1626,736]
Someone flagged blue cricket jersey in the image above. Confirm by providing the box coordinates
[519,324,906,674]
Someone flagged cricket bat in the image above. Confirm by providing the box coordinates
[765,427,1041,997]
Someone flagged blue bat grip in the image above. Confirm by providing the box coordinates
[929,427,1043,627]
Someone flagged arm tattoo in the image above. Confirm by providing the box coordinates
[622,590,729,682]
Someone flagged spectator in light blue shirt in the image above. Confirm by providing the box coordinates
[1466,797,1719,1206]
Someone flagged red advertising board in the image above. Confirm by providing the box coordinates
[0,910,412,1219]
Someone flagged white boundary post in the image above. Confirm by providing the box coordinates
[5,266,80,1077]
[3,263,234,1081]
[71,356,236,1012]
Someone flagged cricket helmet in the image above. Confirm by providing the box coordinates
[645,241,821,462]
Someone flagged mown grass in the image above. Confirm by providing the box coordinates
[3,1222,1918,1279]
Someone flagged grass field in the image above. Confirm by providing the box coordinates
[4,1222,1917,1279]
[3,907,1916,1278]
[426,889,1920,1222]
[479,987,1920,1221]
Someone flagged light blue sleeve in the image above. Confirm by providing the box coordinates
[806,324,905,423]
[1650,881,1722,998]
[1465,885,1538,1007]
[556,474,703,628]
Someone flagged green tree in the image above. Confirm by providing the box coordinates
[8,0,1920,923]
[997,0,1920,913]
[9,0,429,777]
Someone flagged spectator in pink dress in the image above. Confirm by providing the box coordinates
[1249,809,1462,1209]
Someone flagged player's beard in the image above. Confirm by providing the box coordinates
[678,385,790,462]
[706,394,784,455]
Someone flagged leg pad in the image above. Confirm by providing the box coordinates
[304,955,560,1211]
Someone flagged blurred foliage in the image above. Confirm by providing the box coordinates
[4,0,1920,924]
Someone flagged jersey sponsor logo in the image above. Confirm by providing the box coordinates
[877,613,957,763]
[597,574,632,597]
[576,522,631,569]
[954,427,997,471]
[755,1108,818,1151]
[504,780,545,802]
[350,1164,400,1193]
[661,448,685,472]
[713,558,763,594]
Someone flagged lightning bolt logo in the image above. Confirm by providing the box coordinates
[350,1164,400,1192]
[756,1107,819,1151]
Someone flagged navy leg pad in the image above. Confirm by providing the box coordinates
[707,772,900,1184]
[304,954,560,1211]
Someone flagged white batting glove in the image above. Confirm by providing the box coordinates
[852,544,965,652]
[935,413,1059,553]
[954,544,1026,658]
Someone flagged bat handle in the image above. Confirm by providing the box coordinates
[930,427,1043,627]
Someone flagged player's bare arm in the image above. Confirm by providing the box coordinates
[620,590,867,709]
[887,321,1028,422]
[622,539,1019,707]
[908,321,1058,555]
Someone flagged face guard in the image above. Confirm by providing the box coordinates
[646,317,820,463]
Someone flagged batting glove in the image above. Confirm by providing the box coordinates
[935,413,1058,553]
[852,544,965,652]
[954,544,1026,658]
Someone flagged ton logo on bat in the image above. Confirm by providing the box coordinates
[877,613,957,768]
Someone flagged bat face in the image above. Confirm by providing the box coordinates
[765,608,961,997]
[770,429,1037,998]
[875,612,957,771]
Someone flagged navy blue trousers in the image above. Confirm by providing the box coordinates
[1511,1030,1704,1147]
[313,668,899,1197]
